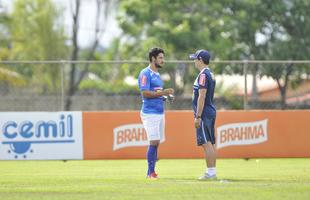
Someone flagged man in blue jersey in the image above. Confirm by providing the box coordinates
[138,47,174,179]
[189,49,217,180]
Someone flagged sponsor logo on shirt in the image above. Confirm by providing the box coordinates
[199,74,206,85]
[216,119,268,149]
[141,75,147,86]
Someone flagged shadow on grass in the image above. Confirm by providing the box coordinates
[159,177,281,183]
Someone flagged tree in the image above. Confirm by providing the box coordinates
[117,0,310,109]
[10,0,68,93]
[222,1,269,103]
[259,0,310,109]
[0,2,26,91]
[0,1,11,62]
[117,0,237,92]
[65,0,113,110]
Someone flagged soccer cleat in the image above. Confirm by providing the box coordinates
[198,173,217,181]
[147,172,158,179]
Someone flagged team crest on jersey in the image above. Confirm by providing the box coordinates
[141,75,147,86]
[199,74,206,85]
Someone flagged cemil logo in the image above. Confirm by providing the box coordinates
[1,114,74,159]
[216,119,268,149]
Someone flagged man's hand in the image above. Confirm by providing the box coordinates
[194,118,201,128]
[163,88,174,96]
[142,88,174,99]
[162,88,175,103]
[167,94,175,103]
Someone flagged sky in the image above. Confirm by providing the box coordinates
[1,0,122,48]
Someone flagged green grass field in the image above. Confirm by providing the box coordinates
[0,158,309,200]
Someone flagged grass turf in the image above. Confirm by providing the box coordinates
[0,158,309,200]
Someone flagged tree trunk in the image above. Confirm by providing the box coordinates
[65,0,80,111]
[276,64,293,110]
[65,0,111,111]
[277,79,286,109]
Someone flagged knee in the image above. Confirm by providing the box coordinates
[150,140,160,146]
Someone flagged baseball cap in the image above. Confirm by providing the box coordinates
[189,49,210,63]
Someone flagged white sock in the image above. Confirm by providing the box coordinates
[207,167,216,176]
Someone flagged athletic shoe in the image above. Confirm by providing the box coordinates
[147,172,158,179]
[198,173,217,181]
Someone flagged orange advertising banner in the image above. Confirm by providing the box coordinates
[83,110,310,159]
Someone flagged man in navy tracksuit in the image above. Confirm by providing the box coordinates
[190,49,217,180]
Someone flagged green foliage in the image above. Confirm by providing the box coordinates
[258,0,310,108]
[9,0,68,93]
[79,79,138,94]
[78,43,144,94]
[118,0,233,60]
[1,0,309,105]
[0,67,26,87]
[10,0,67,60]
[0,9,26,87]
[116,0,310,108]
[216,80,243,109]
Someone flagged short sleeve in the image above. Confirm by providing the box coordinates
[198,73,208,89]
[138,73,151,91]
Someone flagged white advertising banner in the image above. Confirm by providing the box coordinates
[216,119,268,149]
[113,124,148,150]
[113,123,165,151]
[0,112,83,160]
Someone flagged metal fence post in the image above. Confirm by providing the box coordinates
[60,60,65,111]
[243,60,248,110]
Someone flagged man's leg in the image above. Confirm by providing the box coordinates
[199,117,217,179]
[147,140,159,177]
[148,114,164,177]
[141,113,163,178]
[202,142,216,177]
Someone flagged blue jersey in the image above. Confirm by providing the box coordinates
[138,66,164,114]
[192,67,216,118]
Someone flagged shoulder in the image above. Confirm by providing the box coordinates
[203,68,214,77]
[202,68,209,74]
[203,68,215,81]
[139,67,150,77]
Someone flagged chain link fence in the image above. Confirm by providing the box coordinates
[0,60,309,111]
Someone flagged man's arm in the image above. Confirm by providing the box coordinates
[195,88,207,128]
[142,88,174,98]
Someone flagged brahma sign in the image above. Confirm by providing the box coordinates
[83,110,310,159]
[216,119,268,149]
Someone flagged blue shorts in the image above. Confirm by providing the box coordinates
[196,117,216,145]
